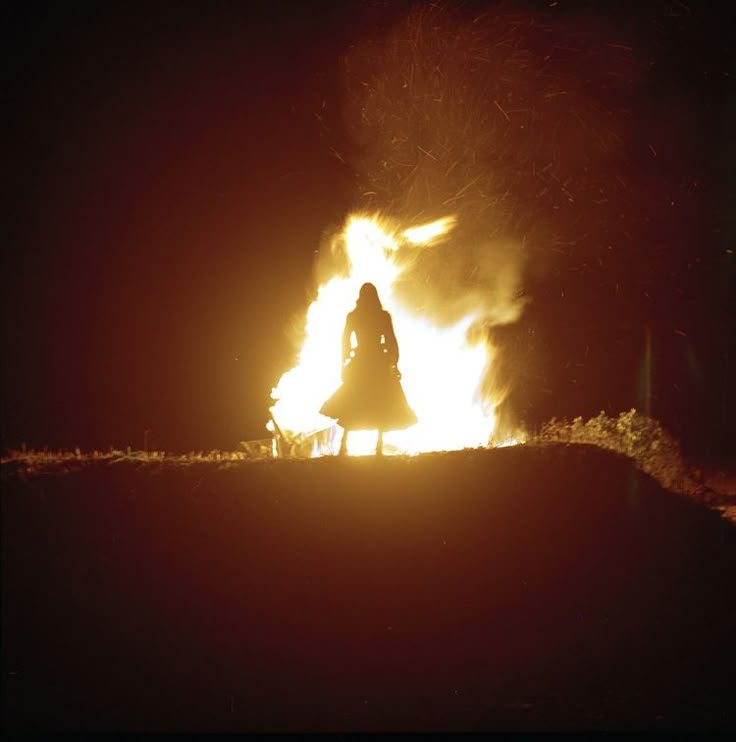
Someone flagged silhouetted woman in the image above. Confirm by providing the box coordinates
[320,283,417,455]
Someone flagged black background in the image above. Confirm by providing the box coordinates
[3,0,735,459]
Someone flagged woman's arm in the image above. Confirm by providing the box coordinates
[342,312,354,364]
[383,312,399,365]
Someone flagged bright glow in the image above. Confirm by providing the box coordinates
[403,216,457,245]
[269,213,516,456]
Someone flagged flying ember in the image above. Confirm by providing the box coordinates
[269,213,517,457]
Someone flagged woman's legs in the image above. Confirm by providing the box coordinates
[339,428,349,455]
[339,429,384,455]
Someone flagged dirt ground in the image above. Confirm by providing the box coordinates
[2,444,735,732]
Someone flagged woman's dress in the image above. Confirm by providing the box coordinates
[320,309,417,431]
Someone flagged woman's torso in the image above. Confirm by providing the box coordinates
[351,309,390,357]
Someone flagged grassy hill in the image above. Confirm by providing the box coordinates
[2,444,734,731]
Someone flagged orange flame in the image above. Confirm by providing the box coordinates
[269,213,519,456]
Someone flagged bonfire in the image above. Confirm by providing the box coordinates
[268,214,523,457]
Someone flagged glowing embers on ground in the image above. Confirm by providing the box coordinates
[269,213,509,457]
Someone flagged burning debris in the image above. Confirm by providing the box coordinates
[268,407,334,458]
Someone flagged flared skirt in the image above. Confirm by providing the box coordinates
[320,359,417,431]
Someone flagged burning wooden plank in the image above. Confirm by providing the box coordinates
[268,406,335,458]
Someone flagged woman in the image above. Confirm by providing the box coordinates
[320,283,417,455]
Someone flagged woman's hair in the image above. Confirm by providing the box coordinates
[355,282,383,314]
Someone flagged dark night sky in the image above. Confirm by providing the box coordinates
[3,0,735,459]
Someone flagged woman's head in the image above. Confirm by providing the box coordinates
[356,282,383,313]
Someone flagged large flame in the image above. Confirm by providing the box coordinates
[269,213,515,456]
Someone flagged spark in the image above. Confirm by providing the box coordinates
[416,145,438,160]
[493,99,511,122]
[441,174,483,205]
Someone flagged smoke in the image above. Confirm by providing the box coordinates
[335,1,648,326]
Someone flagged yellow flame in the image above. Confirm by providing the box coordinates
[270,213,514,456]
[403,216,457,245]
